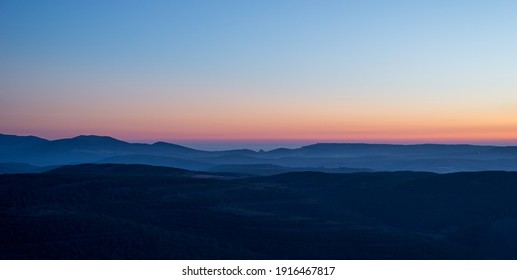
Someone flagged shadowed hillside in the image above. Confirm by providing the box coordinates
[0,134,48,154]
[2,164,517,259]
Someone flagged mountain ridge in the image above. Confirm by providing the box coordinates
[1,133,517,173]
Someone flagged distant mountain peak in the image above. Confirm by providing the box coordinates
[152,141,178,146]
[57,135,129,146]
[72,135,124,141]
[0,133,48,141]
[151,141,198,151]
[0,133,50,154]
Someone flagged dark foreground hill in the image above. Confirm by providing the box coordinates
[1,164,517,259]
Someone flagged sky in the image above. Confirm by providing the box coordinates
[1,0,517,149]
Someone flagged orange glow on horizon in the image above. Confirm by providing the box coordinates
[2,83,516,145]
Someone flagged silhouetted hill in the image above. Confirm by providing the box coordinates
[47,163,190,176]
[99,155,212,170]
[150,141,208,157]
[3,164,517,259]
[268,143,497,157]
[25,135,131,154]
[0,135,209,166]
[209,164,372,176]
[0,134,48,153]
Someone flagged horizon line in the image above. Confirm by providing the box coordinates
[3,132,517,150]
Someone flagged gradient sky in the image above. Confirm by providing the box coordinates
[1,0,517,149]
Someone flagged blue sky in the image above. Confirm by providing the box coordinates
[1,0,517,149]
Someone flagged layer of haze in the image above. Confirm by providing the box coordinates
[1,0,517,149]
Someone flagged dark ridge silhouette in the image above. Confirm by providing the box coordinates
[29,135,135,152]
[99,154,212,170]
[209,164,372,176]
[2,164,517,259]
[150,141,207,156]
[268,143,497,157]
[47,163,190,176]
[0,134,48,153]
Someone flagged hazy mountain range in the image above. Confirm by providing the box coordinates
[2,133,517,174]
[3,134,517,259]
